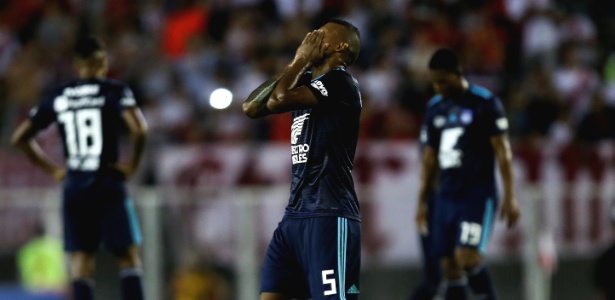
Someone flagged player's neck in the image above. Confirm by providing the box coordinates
[78,69,106,79]
[311,58,346,79]
[451,78,470,97]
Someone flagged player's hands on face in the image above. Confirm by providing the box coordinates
[499,196,520,228]
[415,201,429,236]
[294,30,329,65]
[52,168,66,182]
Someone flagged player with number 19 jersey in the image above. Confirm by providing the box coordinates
[421,85,508,255]
[29,78,141,252]
[422,85,508,201]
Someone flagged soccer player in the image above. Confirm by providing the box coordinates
[415,48,520,300]
[11,36,148,300]
[242,19,362,300]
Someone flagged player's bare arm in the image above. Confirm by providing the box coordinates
[11,120,65,181]
[416,146,437,235]
[242,70,288,119]
[110,107,148,179]
[490,133,520,228]
[267,30,329,113]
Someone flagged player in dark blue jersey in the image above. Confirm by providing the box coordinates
[243,19,362,300]
[11,36,148,300]
[415,49,520,300]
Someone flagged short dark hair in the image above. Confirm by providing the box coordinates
[75,36,105,59]
[327,18,361,65]
[428,48,461,73]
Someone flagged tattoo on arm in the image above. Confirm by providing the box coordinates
[243,72,285,118]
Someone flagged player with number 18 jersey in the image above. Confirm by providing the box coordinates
[29,79,142,252]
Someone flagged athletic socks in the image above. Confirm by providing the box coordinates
[467,265,496,300]
[443,278,468,300]
[120,268,145,300]
[72,278,94,300]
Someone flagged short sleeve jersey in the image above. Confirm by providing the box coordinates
[286,68,362,220]
[29,78,137,181]
[421,85,508,202]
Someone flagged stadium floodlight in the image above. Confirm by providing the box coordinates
[209,88,233,109]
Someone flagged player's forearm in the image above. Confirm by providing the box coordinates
[495,138,515,200]
[491,135,515,201]
[15,140,61,175]
[498,154,515,200]
[129,132,147,173]
[268,57,310,111]
[418,169,435,204]
[242,71,285,119]
[418,148,437,204]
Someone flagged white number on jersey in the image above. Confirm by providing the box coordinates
[439,127,464,169]
[57,108,103,171]
[322,269,337,296]
[460,221,482,246]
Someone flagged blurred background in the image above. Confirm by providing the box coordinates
[1,0,615,299]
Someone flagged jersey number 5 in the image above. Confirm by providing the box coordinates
[439,127,464,169]
[58,109,103,171]
[322,269,337,296]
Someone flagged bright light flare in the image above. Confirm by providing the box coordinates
[209,88,233,109]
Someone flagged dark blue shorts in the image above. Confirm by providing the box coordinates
[432,197,497,257]
[62,173,142,253]
[261,216,361,299]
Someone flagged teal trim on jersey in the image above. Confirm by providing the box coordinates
[337,217,348,300]
[310,67,346,82]
[448,114,457,123]
[312,73,326,82]
[469,85,493,100]
[427,95,442,107]
[479,199,494,253]
[125,198,143,245]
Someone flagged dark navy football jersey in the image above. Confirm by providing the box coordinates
[285,68,362,221]
[421,85,508,202]
[29,78,137,181]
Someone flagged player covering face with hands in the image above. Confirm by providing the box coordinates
[416,48,520,300]
[243,20,363,300]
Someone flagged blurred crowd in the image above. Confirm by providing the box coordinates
[1,0,615,165]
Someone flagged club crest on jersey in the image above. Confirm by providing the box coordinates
[460,109,473,124]
[496,117,509,130]
[311,80,328,96]
[54,96,69,112]
[433,116,446,128]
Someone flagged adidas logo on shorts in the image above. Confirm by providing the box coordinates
[347,284,360,294]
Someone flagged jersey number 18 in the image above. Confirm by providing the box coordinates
[58,108,103,171]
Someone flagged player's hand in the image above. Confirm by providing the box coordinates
[109,163,136,180]
[51,168,66,182]
[294,30,329,65]
[415,201,429,236]
[499,197,520,228]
